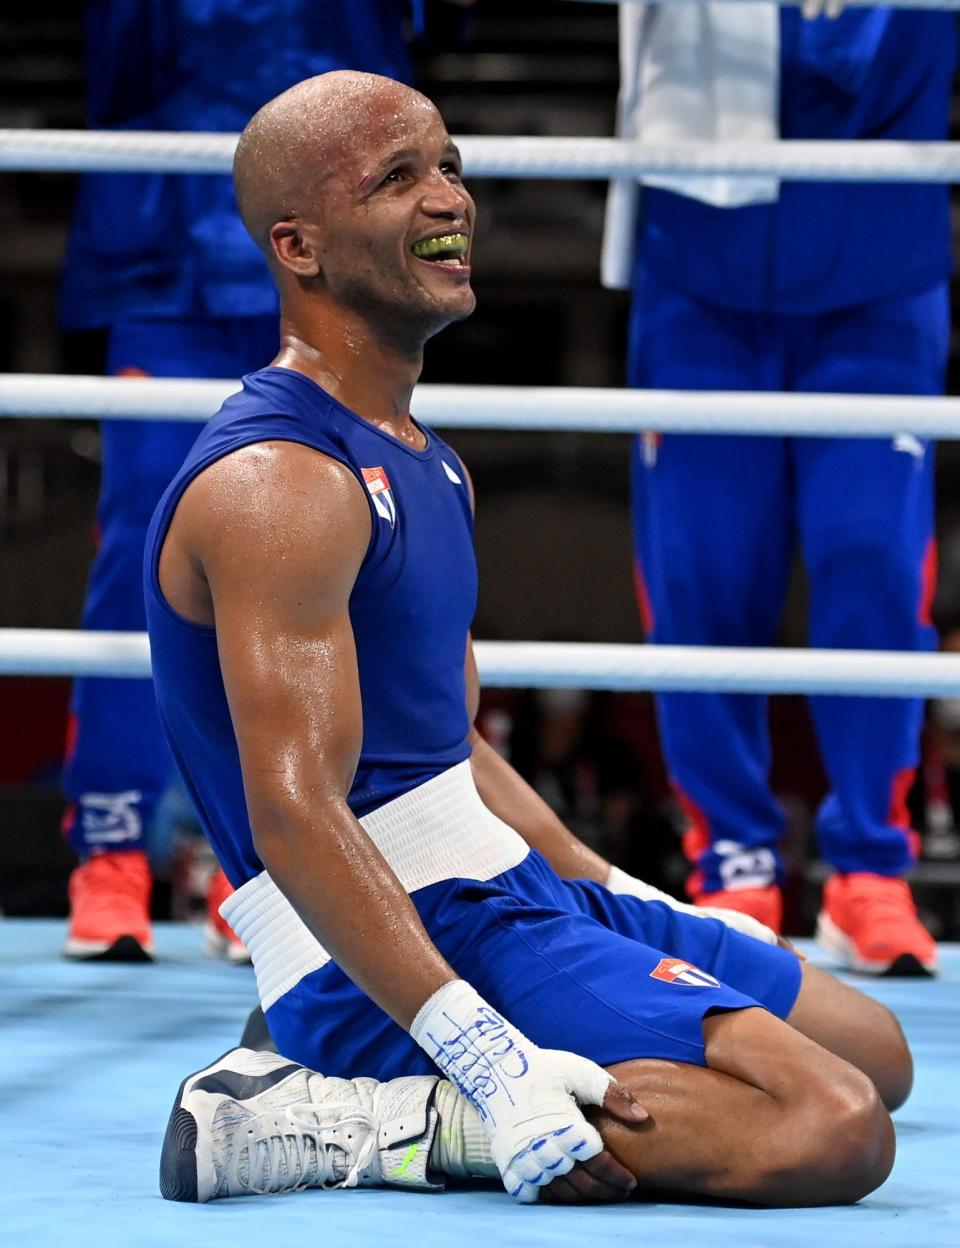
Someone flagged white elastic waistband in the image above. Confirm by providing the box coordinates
[220,760,528,1010]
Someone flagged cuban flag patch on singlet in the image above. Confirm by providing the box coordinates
[649,957,720,988]
[362,466,397,528]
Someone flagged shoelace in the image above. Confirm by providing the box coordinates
[227,1103,378,1196]
[845,878,916,930]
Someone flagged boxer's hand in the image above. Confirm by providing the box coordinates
[539,1076,648,1205]
[491,1050,644,1203]
[410,980,646,1204]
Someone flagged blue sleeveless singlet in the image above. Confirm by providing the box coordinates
[143,367,476,886]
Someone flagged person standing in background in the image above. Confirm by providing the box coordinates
[60,0,474,962]
[604,3,956,974]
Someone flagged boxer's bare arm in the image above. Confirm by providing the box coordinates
[454,469,594,877]
[471,724,611,880]
[464,641,611,882]
[160,441,456,1030]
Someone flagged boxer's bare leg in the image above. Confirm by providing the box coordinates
[565,1007,894,1208]
[783,961,912,1110]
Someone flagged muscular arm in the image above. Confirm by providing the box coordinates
[464,642,610,883]
[454,448,610,884]
[178,442,456,1029]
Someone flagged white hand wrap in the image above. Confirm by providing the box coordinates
[606,865,779,946]
[411,979,612,1203]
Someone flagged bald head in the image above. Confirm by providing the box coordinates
[233,71,440,255]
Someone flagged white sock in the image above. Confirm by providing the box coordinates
[429,1080,498,1179]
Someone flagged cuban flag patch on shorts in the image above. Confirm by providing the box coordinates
[649,957,720,988]
[362,467,397,528]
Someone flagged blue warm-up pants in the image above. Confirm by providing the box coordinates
[629,271,946,894]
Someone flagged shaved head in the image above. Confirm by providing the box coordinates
[233,71,440,255]
[233,70,475,349]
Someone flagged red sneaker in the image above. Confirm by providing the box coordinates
[816,873,937,977]
[695,884,783,934]
[204,867,250,965]
[64,850,154,960]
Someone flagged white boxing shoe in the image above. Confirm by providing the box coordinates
[160,1047,443,1201]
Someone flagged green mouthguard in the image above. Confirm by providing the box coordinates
[411,233,468,260]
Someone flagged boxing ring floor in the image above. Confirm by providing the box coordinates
[2,920,958,1248]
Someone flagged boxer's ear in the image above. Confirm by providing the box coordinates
[269,219,321,279]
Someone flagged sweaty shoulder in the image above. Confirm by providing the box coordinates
[158,440,371,628]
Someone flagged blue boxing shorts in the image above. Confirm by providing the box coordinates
[222,763,803,1080]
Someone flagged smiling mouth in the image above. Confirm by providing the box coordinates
[410,233,470,266]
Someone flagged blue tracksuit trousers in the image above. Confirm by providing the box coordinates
[629,270,947,892]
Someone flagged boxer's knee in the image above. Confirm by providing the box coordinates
[758,1065,894,1206]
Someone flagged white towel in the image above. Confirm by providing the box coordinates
[602,1,780,290]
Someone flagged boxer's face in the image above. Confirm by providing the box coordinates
[306,90,476,342]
